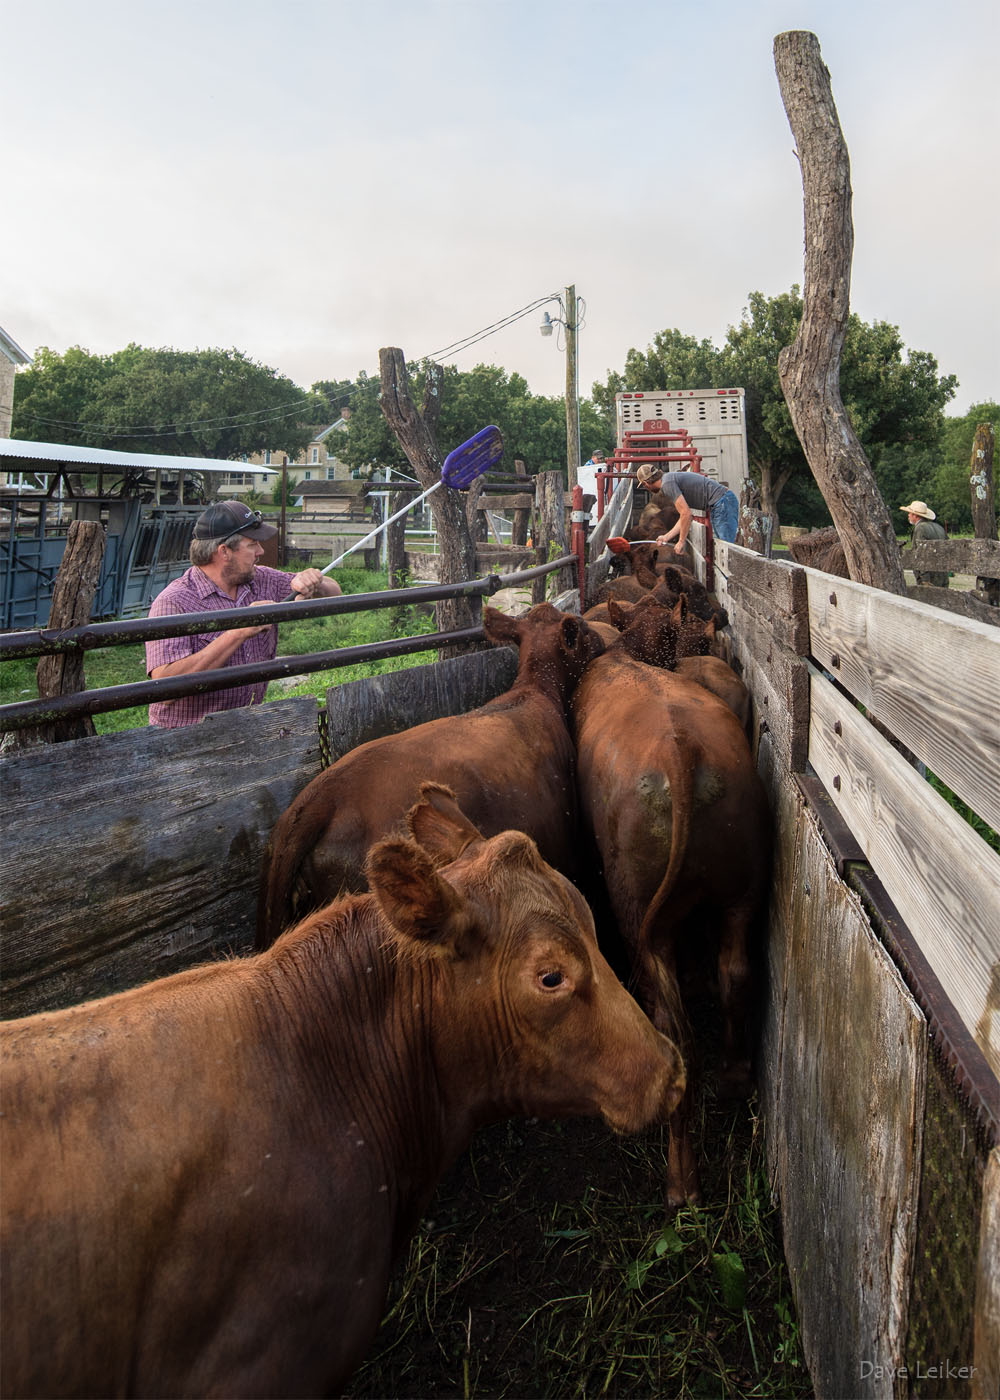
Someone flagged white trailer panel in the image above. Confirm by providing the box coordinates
[615,389,748,487]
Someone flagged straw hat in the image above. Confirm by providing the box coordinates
[899,500,936,520]
[636,463,663,488]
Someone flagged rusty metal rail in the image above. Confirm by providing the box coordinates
[0,557,578,731]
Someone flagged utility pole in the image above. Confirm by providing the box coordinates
[564,284,580,490]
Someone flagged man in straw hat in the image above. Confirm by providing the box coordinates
[634,464,740,552]
[900,500,948,587]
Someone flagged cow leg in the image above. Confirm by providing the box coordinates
[641,947,702,1210]
[666,1097,701,1211]
[716,904,756,1098]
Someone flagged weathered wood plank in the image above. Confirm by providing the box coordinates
[973,1146,1000,1400]
[736,645,809,774]
[473,493,533,511]
[904,583,999,627]
[772,803,926,1400]
[725,598,811,768]
[756,761,803,1187]
[0,699,323,1018]
[725,545,810,625]
[907,537,1000,575]
[324,649,518,764]
[805,571,1000,831]
[726,578,811,654]
[808,670,1000,1076]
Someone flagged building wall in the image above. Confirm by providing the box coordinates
[0,357,15,439]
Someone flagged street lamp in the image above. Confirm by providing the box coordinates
[539,285,582,490]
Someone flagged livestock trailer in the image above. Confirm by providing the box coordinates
[1,473,997,1397]
[615,388,749,487]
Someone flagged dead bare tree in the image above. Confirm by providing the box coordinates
[773,30,907,593]
[378,348,482,652]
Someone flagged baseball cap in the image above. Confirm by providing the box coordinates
[193,500,278,540]
[636,464,663,487]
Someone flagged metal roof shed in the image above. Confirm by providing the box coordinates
[0,440,277,629]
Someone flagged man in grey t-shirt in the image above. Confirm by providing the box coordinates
[635,465,739,552]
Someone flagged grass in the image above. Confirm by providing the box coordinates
[0,563,440,735]
[342,1081,811,1400]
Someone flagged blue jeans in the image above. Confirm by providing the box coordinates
[710,489,739,543]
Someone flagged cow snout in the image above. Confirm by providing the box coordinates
[600,1029,687,1136]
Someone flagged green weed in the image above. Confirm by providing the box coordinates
[0,566,439,734]
[343,1103,810,1399]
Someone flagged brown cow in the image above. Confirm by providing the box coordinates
[634,498,680,543]
[605,595,749,727]
[592,541,662,606]
[651,565,729,631]
[0,785,685,1400]
[255,603,605,948]
[572,603,770,1208]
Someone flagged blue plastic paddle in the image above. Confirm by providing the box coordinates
[285,426,504,595]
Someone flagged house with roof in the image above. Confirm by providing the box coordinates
[222,416,352,498]
[1,327,32,480]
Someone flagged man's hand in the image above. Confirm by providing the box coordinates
[289,568,342,599]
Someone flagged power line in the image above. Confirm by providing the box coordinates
[15,395,318,434]
[421,294,560,362]
[13,293,565,438]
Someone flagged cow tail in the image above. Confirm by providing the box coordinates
[254,798,330,951]
[634,757,693,1043]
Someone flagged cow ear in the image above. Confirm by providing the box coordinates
[607,598,634,628]
[406,782,483,866]
[558,613,585,652]
[365,838,472,956]
[482,606,520,647]
[662,566,684,591]
[670,594,688,623]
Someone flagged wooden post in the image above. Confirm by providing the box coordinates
[564,285,580,492]
[385,488,409,588]
[540,470,573,596]
[970,422,998,605]
[773,31,907,594]
[571,484,587,614]
[736,478,768,553]
[2,520,106,753]
[512,459,529,547]
[378,349,481,655]
[531,544,547,606]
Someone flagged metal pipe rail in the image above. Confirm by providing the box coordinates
[0,628,488,731]
[0,555,579,731]
[0,559,576,661]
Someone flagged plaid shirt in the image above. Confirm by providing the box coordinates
[145,565,294,728]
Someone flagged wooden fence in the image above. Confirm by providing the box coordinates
[689,519,999,1400]
[1,491,998,1397]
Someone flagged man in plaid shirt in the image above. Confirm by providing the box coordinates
[145,500,342,729]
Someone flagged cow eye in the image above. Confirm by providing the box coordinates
[539,970,564,989]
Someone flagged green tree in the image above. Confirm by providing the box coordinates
[327,361,584,480]
[309,379,357,424]
[591,288,958,531]
[590,329,726,423]
[931,401,1000,532]
[12,344,320,460]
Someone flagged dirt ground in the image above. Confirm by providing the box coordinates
[342,994,813,1400]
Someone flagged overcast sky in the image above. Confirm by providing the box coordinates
[3,0,997,420]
